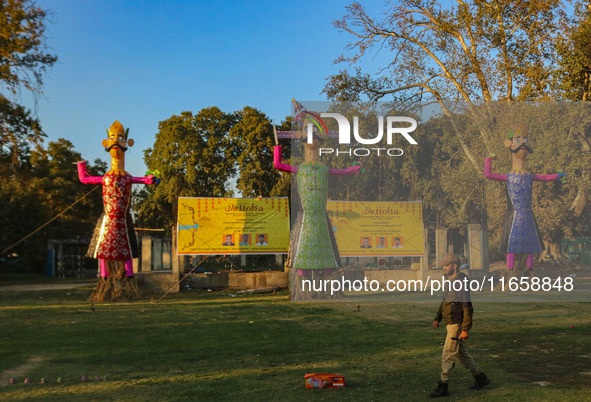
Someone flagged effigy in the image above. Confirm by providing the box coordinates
[484,125,565,273]
[76,121,159,301]
[273,100,362,299]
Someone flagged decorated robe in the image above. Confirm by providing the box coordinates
[483,158,559,254]
[273,146,359,272]
[77,162,153,260]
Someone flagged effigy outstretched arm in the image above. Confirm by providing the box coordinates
[533,173,564,182]
[329,164,363,176]
[273,146,297,174]
[483,157,507,181]
[132,174,158,185]
[76,161,103,184]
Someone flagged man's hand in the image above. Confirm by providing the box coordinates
[433,321,439,329]
[460,330,469,340]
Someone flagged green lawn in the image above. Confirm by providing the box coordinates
[0,286,590,401]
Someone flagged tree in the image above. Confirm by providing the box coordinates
[325,0,563,168]
[31,138,106,238]
[0,139,105,268]
[0,0,57,170]
[325,1,589,263]
[136,106,296,231]
[555,3,591,101]
[137,108,239,231]
[0,0,57,95]
[230,106,281,197]
[548,3,591,261]
[0,0,57,266]
[0,173,48,266]
[0,95,44,174]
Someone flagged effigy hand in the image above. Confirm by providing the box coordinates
[557,170,567,183]
[146,174,158,185]
[352,160,364,174]
[145,169,162,184]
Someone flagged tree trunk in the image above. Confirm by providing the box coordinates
[88,260,141,302]
[540,230,569,265]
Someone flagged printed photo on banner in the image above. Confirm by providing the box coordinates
[255,234,268,246]
[391,236,404,248]
[376,236,387,248]
[222,234,235,246]
[238,234,250,246]
[360,237,372,248]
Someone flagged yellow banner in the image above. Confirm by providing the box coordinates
[177,197,290,255]
[327,201,424,257]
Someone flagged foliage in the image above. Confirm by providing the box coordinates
[230,106,279,197]
[0,95,44,173]
[325,0,565,167]
[31,138,106,238]
[325,1,590,258]
[327,0,562,103]
[555,3,591,101]
[137,108,239,230]
[0,138,105,268]
[0,0,57,94]
[0,175,48,264]
[0,0,57,170]
[136,107,292,231]
[0,0,63,269]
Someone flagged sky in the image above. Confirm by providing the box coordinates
[21,0,388,174]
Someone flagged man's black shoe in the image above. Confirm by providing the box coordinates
[430,381,449,398]
[469,372,491,390]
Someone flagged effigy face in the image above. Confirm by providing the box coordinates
[504,124,532,161]
[102,120,134,160]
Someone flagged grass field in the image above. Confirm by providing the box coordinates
[0,284,590,401]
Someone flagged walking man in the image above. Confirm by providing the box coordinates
[430,253,490,397]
